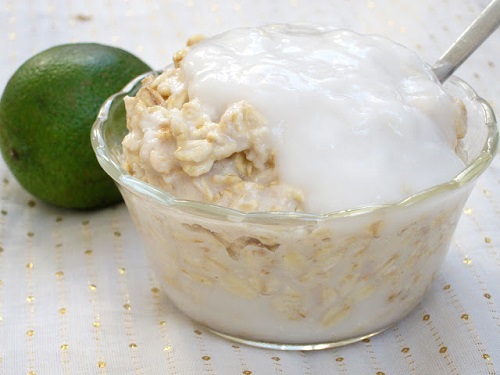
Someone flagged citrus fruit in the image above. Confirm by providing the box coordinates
[0,43,152,209]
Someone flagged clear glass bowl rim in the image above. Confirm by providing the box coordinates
[91,70,499,223]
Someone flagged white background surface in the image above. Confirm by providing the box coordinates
[0,1,499,374]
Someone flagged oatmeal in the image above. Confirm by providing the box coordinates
[114,24,490,348]
[122,184,470,345]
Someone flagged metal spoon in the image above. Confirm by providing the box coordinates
[432,0,500,83]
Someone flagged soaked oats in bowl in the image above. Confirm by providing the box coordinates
[124,189,468,347]
[92,24,498,349]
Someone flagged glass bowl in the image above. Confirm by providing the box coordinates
[91,70,498,350]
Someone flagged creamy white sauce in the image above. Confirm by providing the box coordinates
[181,24,465,212]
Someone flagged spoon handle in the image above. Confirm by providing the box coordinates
[432,0,500,82]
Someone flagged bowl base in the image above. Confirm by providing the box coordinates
[206,325,393,351]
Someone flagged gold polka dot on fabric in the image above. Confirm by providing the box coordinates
[27,232,34,238]
[463,257,472,265]
[483,353,491,360]
[463,207,473,215]
[423,314,431,321]
[439,346,448,353]
[484,237,492,243]
[55,271,64,278]
[74,14,92,22]
[401,347,410,353]
[59,308,67,315]
[243,371,252,375]
[84,249,93,255]
[194,329,203,335]
[123,303,131,310]
[26,295,35,302]
[93,321,101,328]
[443,284,451,290]
[27,200,36,207]
[129,343,137,348]
[60,344,69,350]
[97,361,106,368]
[159,320,166,326]
[335,357,344,362]
[164,345,173,352]
[484,293,492,299]
[461,313,470,320]
[376,372,386,375]
[202,355,211,361]
[88,284,97,291]
[27,371,36,375]
[26,262,34,269]
[114,231,121,237]
[26,329,34,336]
[118,267,126,274]
[151,287,160,294]
[271,356,281,361]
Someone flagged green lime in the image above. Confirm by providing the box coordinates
[0,43,152,209]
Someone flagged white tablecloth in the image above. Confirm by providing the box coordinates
[1,1,499,374]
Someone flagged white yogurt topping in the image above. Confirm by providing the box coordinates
[180,24,466,212]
